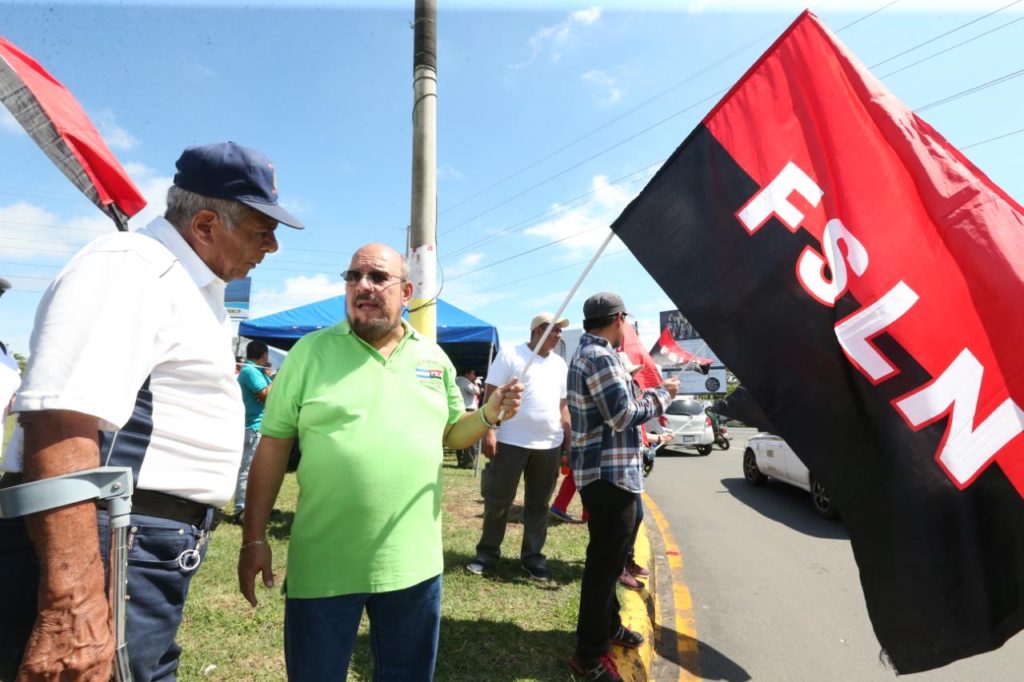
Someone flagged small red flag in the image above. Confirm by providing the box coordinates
[0,36,146,229]
[656,327,712,373]
[618,323,662,391]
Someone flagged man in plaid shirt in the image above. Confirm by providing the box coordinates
[567,292,678,681]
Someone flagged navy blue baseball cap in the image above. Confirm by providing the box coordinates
[173,142,304,229]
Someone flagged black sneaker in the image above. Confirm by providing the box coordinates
[568,654,622,681]
[609,625,644,649]
[522,563,550,581]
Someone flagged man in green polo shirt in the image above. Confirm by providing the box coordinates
[238,243,522,682]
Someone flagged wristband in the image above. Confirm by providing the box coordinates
[479,407,499,429]
[240,538,267,551]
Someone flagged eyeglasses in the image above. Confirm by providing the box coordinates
[341,269,401,287]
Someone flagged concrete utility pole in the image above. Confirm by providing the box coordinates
[408,0,438,340]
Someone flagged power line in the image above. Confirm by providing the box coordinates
[437,1,1003,242]
[469,247,631,296]
[446,162,660,259]
[835,0,902,33]
[879,14,1024,80]
[869,0,1022,69]
[915,66,1024,113]
[438,20,792,218]
[441,72,1024,284]
[446,226,610,281]
[961,127,1024,150]
[439,90,721,237]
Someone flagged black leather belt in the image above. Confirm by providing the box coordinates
[121,489,211,526]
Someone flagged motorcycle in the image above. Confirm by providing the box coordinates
[714,425,731,450]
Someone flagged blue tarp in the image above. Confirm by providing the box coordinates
[239,296,499,372]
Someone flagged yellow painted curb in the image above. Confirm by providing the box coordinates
[613,519,655,681]
[644,492,701,682]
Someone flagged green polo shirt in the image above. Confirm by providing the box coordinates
[260,319,463,598]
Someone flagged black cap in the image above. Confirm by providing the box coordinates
[173,142,304,229]
[0,277,11,293]
[583,292,629,320]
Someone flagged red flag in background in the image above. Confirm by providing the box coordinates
[611,10,1024,674]
[618,322,661,391]
[0,36,146,229]
[656,327,712,374]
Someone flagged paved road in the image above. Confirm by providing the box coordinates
[645,427,1024,682]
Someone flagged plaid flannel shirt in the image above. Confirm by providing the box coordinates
[568,333,671,493]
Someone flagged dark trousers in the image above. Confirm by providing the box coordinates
[626,493,644,563]
[0,508,212,682]
[575,480,638,660]
[476,442,560,567]
[284,574,442,682]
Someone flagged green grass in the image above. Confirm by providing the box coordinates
[177,455,590,681]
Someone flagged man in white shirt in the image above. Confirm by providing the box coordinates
[0,277,19,446]
[0,142,304,682]
[467,312,571,581]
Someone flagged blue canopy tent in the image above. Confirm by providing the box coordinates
[239,296,499,373]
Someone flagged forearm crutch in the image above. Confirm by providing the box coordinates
[0,467,135,682]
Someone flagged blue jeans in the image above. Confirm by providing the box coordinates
[234,427,260,515]
[284,574,442,682]
[0,508,212,682]
[97,509,213,682]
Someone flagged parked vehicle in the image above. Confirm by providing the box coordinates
[656,397,715,456]
[743,433,838,519]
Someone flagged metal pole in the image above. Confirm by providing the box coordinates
[496,230,616,421]
[408,0,438,339]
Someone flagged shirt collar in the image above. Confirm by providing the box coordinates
[142,216,221,291]
[580,332,612,349]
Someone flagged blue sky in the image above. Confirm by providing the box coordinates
[2,0,1022,358]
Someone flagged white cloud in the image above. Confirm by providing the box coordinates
[250,273,346,318]
[438,164,463,182]
[571,7,602,24]
[0,107,24,134]
[511,6,603,68]
[93,109,138,152]
[582,69,623,106]
[0,201,93,261]
[523,174,637,256]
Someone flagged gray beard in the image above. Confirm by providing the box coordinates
[350,315,400,343]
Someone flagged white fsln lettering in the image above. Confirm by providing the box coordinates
[895,348,1024,486]
[797,218,870,305]
[737,161,823,234]
[834,281,918,381]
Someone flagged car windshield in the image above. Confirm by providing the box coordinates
[666,400,704,416]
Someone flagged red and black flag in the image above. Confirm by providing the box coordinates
[611,11,1024,674]
[655,326,713,374]
[0,36,146,229]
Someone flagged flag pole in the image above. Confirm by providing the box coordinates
[474,332,497,479]
[496,230,615,421]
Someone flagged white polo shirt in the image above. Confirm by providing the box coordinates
[486,342,567,450]
[8,217,244,505]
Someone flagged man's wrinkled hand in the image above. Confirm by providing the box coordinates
[17,589,113,681]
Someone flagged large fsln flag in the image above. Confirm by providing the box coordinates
[611,11,1024,674]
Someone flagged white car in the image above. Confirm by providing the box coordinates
[657,398,715,456]
[742,433,838,519]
